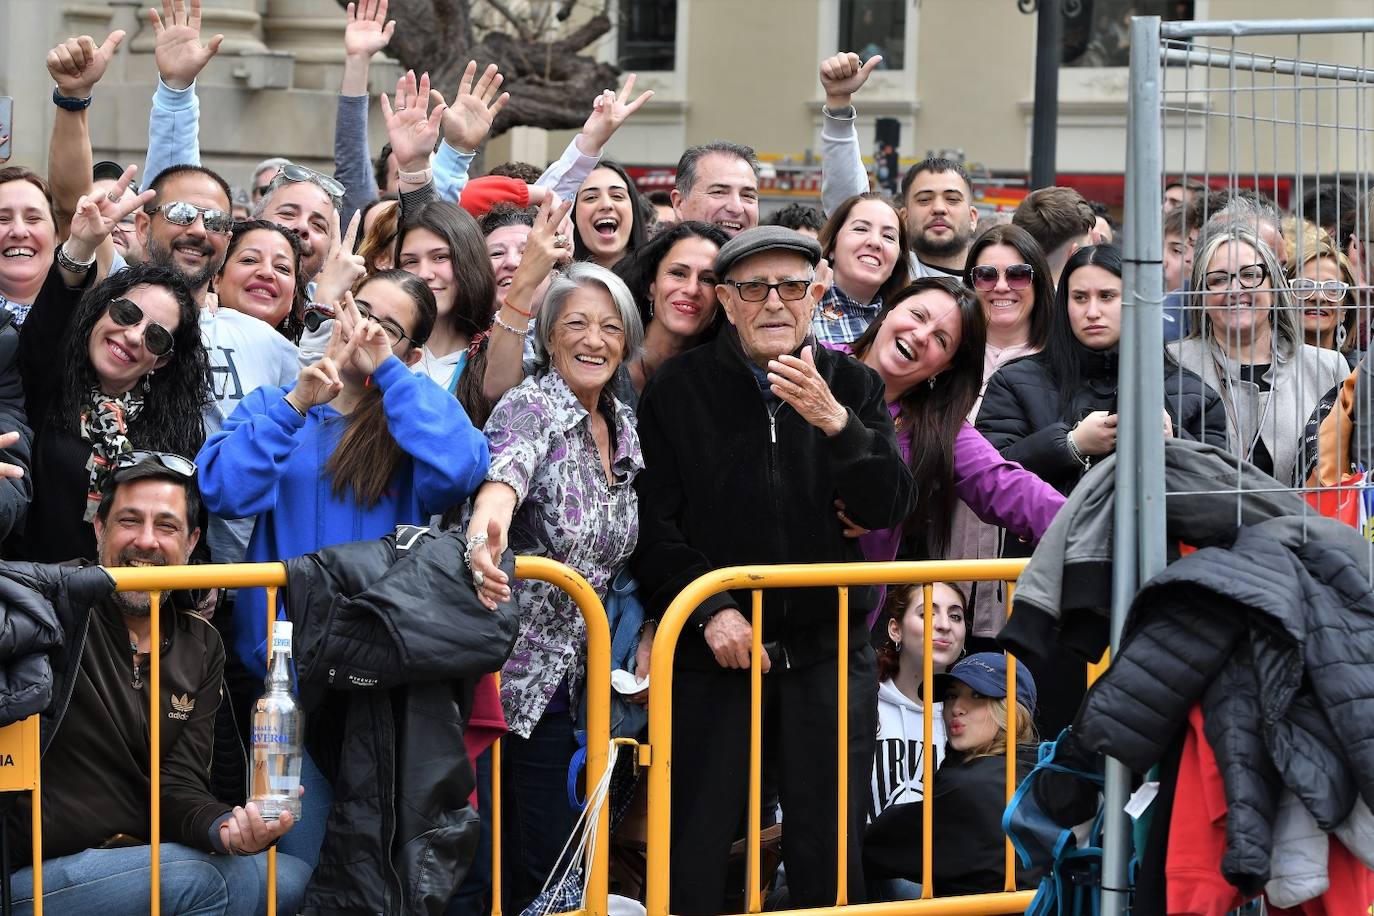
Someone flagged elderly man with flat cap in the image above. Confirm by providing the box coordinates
[632,225,915,913]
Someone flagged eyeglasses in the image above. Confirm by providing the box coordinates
[108,298,176,357]
[1203,264,1267,293]
[147,201,234,235]
[726,279,812,302]
[1290,277,1350,303]
[969,263,1035,292]
[354,299,414,348]
[114,450,197,479]
[275,164,346,202]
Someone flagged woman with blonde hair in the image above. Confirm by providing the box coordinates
[1288,240,1360,365]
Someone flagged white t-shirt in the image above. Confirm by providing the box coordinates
[199,307,300,563]
[870,677,947,821]
[415,346,466,393]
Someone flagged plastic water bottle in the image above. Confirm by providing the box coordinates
[249,620,303,820]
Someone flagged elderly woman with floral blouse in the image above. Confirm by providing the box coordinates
[465,261,645,913]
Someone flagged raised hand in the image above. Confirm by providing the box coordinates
[152,0,225,90]
[67,164,155,257]
[819,52,882,109]
[511,193,574,290]
[579,73,654,156]
[442,60,510,153]
[286,319,357,412]
[335,290,392,376]
[381,70,447,172]
[767,346,848,436]
[46,30,126,99]
[312,208,366,309]
[343,0,395,59]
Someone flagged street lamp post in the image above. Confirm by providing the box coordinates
[1021,0,1064,189]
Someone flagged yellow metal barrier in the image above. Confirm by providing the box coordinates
[644,559,1040,916]
[2,554,611,916]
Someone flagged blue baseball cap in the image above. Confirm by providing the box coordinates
[933,652,1037,712]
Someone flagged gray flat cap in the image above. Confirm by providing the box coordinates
[714,225,823,278]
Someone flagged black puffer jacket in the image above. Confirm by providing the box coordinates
[285,525,519,916]
[1074,517,1374,892]
[0,312,33,543]
[976,348,1228,494]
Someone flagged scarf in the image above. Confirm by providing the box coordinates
[79,386,145,522]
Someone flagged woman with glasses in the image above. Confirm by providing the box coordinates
[810,192,911,346]
[944,225,1056,640]
[977,244,1227,495]
[197,271,489,867]
[1168,224,1347,486]
[464,262,643,914]
[10,257,209,562]
[1289,241,1360,366]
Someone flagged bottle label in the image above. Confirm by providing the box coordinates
[271,620,293,654]
[253,726,293,745]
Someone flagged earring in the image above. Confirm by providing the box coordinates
[892,637,902,651]
[142,370,153,393]
[927,374,938,390]
[1336,324,1348,348]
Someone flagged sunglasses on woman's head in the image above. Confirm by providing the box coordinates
[148,200,234,235]
[108,298,176,357]
[969,263,1034,292]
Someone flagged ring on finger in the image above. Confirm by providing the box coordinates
[473,568,485,589]
[553,234,570,248]
[106,191,122,203]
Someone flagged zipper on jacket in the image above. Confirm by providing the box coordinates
[45,614,93,755]
[763,399,789,643]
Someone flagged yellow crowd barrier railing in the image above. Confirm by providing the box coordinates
[1,554,611,916]
[644,559,1044,916]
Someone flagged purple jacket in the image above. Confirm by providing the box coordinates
[859,406,1065,566]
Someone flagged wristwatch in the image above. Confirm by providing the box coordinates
[52,86,93,112]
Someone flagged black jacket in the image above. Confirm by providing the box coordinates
[631,331,914,670]
[863,747,1038,895]
[285,525,519,916]
[976,348,1228,494]
[1074,518,1374,893]
[0,311,32,542]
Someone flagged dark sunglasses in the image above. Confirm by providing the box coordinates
[275,164,346,202]
[114,450,197,479]
[970,263,1035,292]
[108,298,176,357]
[148,200,234,234]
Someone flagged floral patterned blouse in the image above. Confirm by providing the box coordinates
[483,369,643,738]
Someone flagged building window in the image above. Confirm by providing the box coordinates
[617,0,677,72]
[838,0,907,71]
[1063,0,1194,67]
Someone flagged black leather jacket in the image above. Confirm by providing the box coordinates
[285,525,518,916]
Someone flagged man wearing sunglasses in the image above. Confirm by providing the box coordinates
[632,226,913,913]
[135,164,234,297]
[253,165,344,285]
[2,455,310,914]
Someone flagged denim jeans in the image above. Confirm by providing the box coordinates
[500,712,577,915]
[6,842,312,915]
[274,749,332,868]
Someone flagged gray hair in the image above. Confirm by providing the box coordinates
[533,262,644,373]
[675,141,761,196]
[251,157,292,186]
[252,169,343,218]
[1188,221,1300,350]
[1206,193,1283,240]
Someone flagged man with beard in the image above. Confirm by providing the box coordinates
[136,164,233,298]
[2,455,310,915]
[818,53,979,278]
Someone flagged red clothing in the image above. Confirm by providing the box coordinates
[462,673,507,807]
[1166,704,1374,915]
[459,176,529,218]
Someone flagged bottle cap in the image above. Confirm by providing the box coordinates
[271,620,293,654]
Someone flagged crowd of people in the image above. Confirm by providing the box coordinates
[0,3,1370,914]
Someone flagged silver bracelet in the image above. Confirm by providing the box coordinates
[491,314,528,337]
[464,532,489,569]
[54,241,96,273]
[1066,429,1090,470]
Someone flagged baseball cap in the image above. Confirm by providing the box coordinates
[93,160,138,194]
[933,652,1037,711]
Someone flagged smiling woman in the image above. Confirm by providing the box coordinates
[812,192,911,345]
[8,262,210,563]
[213,220,306,335]
[571,161,648,269]
[0,167,59,325]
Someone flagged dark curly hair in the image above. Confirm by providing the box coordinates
[216,219,307,341]
[612,219,729,333]
[53,263,211,459]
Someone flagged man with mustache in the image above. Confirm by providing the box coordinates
[2,455,310,914]
[818,53,980,279]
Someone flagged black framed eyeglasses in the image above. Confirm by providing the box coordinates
[726,279,812,302]
[114,450,197,479]
[1203,263,1268,293]
[147,200,234,235]
[970,263,1035,292]
[354,299,415,348]
[108,298,176,357]
[276,164,346,202]
[1290,277,1350,303]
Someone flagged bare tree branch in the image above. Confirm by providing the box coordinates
[483,0,534,42]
